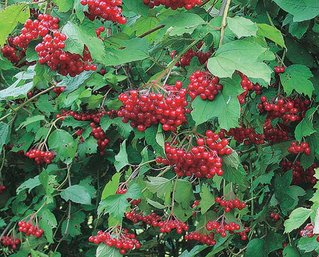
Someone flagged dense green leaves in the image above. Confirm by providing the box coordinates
[1,0,319,256]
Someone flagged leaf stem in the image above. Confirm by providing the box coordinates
[219,0,231,48]
[170,178,178,215]
[138,25,165,38]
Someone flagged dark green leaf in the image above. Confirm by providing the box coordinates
[60,185,92,205]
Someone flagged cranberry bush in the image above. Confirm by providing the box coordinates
[0,0,319,256]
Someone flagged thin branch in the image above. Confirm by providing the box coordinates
[138,25,165,38]
[219,0,231,47]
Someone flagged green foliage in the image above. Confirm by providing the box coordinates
[0,0,319,256]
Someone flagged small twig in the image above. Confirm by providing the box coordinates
[0,85,55,122]
[219,0,232,47]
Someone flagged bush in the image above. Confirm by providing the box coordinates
[0,0,319,256]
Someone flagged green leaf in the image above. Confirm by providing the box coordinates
[284,207,313,233]
[114,140,129,171]
[16,176,41,194]
[207,38,273,84]
[0,4,29,46]
[294,108,316,141]
[222,164,248,186]
[61,211,85,237]
[98,183,141,219]
[274,171,306,215]
[257,23,286,48]
[96,244,121,257]
[17,115,45,130]
[283,246,301,257]
[146,176,173,198]
[39,209,57,244]
[175,180,194,208]
[35,95,56,116]
[0,122,9,154]
[48,129,77,164]
[227,17,258,38]
[297,236,319,253]
[199,184,215,214]
[62,21,106,63]
[147,199,166,209]
[0,81,33,100]
[102,38,150,66]
[58,71,93,93]
[191,93,240,129]
[145,125,165,155]
[280,64,314,97]
[60,185,92,205]
[245,239,267,257]
[78,137,98,157]
[101,173,121,200]
[161,13,205,36]
[53,0,74,12]
[273,0,319,22]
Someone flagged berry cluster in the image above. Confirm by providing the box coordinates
[89,229,141,255]
[59,110,109,123]
[36,33,96,77]
[263,119,290,143]
[144,0,202,9]
[53,86,65,96]
[125,211,187,233]
[1,38,25,65]
[188,70,223,100]
[206,220,241,237]
[0,236,21,250]
[288,141,311,155]
[300,223,315,238]
[90,123,109,155]
[0,185,6,193]
[270,212,280,221]
[116,186,141,206]
[220,127,265,145]
[59,110,112,154]
[258,96,310,124]
[237,227,250,240]
[215,197,246,212]
[96,26,105,38]
[25,149,55,165]
[192,200,200,208]
[125,211,162,227]
[157,130,232,178]
[185,232,216,246]
[238,74,262,104]
[159,218,189,234]
[281,160,317,186]
[118,81,189,132]
[80,0,126,24]
[12,15,59,49]
[274,66,285,74]
[18,221,44,238]
[171,45,211,67]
